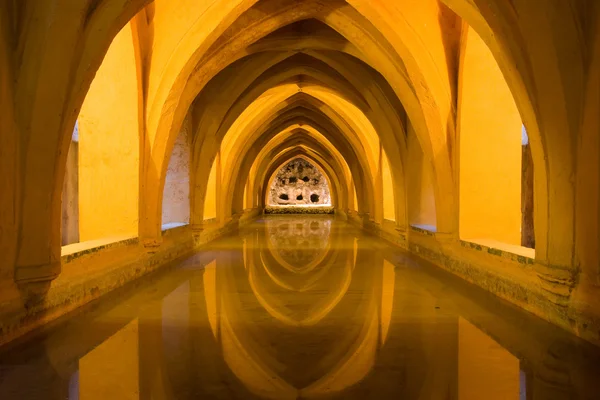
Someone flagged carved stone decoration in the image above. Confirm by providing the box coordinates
[268,158,332,206]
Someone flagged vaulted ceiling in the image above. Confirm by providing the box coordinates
[1,0,597,289]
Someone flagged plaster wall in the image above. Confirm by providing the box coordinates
[78,23,140,242]
[458,26,522,246]
[162,114,191,225]
[406,125,437,228]
[244,181,250,209]
[381,149,396,222]
[204,155,218,221]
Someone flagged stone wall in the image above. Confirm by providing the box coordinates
[61,140,79,245]
[268,158,331,206]
[0,210,261,347]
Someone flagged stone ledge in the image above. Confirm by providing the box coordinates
[161,222,188,232]
[410,224,436,236]
[460,239,535,265]
[355,219,600,348]
[61,236,139,263]
[0,213,261,347]
[264,206,335,214]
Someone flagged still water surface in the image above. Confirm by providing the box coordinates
[1,216,599,399]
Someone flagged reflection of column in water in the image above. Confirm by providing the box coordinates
[367,256,459,399]
[160,281,193,397]
[138,296,164,399]
[214,225,394,398]
[188,265,250,398]
[529,341,590,400]
[300,240,383,397]
[458,317,520,400]
[79,319,140,400]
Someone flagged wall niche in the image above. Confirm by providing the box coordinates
[268,158,331,206]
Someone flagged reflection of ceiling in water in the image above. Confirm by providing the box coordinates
[213,224,390,398]
[192,218,399,398]
[33,218,586,400]
[266,218,331,271]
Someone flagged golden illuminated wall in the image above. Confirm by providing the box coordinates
[381,149,396,222]
[458,26,522,245]
[203,154,219,221]
[406,125,436,229]
[352,183,359,213]
[244,177,256,210]
[77,23,140,242]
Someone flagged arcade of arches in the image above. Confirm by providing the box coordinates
[0,0,599,350]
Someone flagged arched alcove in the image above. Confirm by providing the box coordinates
[406,124,437,232]
[65,22,140,246]
[267,158,332,210]
[381,149,396,222]
[458,25,534,253]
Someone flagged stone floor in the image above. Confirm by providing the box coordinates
[0,216,599,399]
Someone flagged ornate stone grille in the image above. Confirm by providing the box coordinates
[268,158,331,206]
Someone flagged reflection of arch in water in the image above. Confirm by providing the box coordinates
[37,246,396,400]
[257,250,339,293]
[211,241,392,399]
[248,256,353,326]
[264,217,332,274]
[218,297,380,400]
[248,224,352,324]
